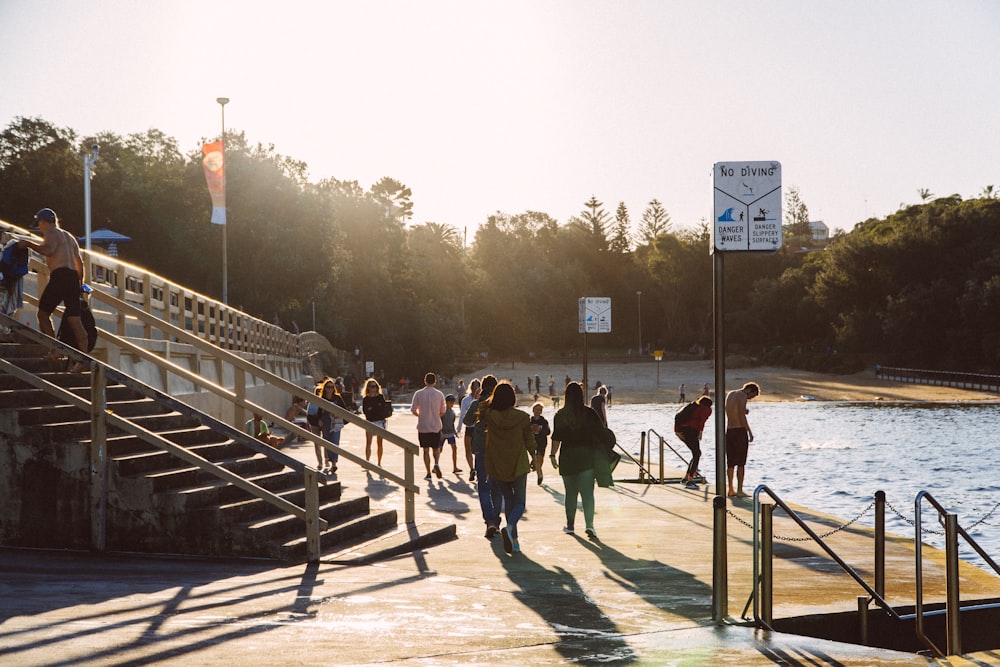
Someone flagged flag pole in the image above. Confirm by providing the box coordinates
[217,97,229,305]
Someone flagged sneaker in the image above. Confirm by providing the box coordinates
[585,528,597,540]
[424,473,432,480]
[453,468,463,473]
[433,465,442,479]
[501,526,513,554]
[562,525,575,535]
[469,469,477,482]
[512,542,521,553]
[485,524,498,539]
[685,481,699,490]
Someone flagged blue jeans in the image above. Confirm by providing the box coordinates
[562,468,595,531]
[491,474,527,539]
[474,452,499,527]
[321,415,341,463]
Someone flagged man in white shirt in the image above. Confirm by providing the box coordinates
[411,372,447,480]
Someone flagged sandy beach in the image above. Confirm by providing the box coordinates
[458,359,999,404]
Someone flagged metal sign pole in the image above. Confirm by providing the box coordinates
[712,249,728,622]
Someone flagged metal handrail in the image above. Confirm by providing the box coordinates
[17,275,421,515]
[752,485,905,630]
[645,428,692,483]
[0,314,328,558]
[914,490,1000,657]
[1,221,297,357]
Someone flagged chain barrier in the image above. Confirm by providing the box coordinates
[728,495,1000,541]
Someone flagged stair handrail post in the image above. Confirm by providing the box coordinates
[760,501,774,626]
[658,434,665,483]
[875,490,886,599]
[404,447,415,523]
[639,431,646,482]
[304,469,321,562]
[89,364,108,552]
[233,365,247,429]
[944,512,962,656]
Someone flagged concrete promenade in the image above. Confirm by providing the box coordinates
[2,412,999,666]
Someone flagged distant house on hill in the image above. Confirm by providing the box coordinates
[809,220,829,244]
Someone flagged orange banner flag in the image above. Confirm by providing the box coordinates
[202,141,226,225]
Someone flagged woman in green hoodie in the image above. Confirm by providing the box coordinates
[549,381,615,539]
[481,382,535,554]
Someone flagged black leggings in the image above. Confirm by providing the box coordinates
[677,427,701,478]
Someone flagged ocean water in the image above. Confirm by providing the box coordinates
[551,401,1000,570]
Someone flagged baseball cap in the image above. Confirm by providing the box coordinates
[32,208,57,229]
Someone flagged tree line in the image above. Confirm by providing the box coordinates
[2,116,997,376]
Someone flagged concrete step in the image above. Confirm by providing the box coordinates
[0,384,135,408]
[17,397,169,426]
[98,425,232,457]
[218,481,344,523]
[112,440,254,476]
[246,495,373,543]
[171,469,335,509]
[274,509,402,561]
[30,411,200,441]
[142,453,284,494]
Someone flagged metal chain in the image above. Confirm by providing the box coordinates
[729,496,1000,543]
[727,499,876,542]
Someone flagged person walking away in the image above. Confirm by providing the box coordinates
[550,382,615,540]
[16,208,88,371]
[464,374,500,537]
[724,382,760,497]
[441,394,462,474]
[459,379,480,479]
[411,372,447,480]
[480,382,535,554]
[361,378,389,466]
[590,384,609,426]
[318,377,348,473]
[529,401,550,485]
[674,395,713,489]
[678,384,686,403]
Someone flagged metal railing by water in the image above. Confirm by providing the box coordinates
[640,428,691,484]
[914,490,1000,657]
[875,365,1000,392]
[751,485,903,632]
[751,486,1000,657]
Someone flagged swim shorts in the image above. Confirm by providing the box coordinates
[38,267,82,317]
[725,428,750,467]
[418,431,443,449]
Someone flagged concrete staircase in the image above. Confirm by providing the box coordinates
[0,340,399,561]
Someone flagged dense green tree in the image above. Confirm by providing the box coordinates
[610,201,632,254]
[5,116,1000,375]
[638,198,670,244]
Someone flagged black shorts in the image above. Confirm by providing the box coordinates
[418,431,442,449]
[39,267,81,317]
[725,428,749,467]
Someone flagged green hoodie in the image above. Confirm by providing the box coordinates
[482,407,535,482]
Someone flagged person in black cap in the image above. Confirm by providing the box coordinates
[17,208,89,370]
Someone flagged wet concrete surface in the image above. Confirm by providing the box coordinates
[2,413,998,665]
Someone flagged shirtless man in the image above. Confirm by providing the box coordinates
[18,208,88,370]
[724,381,760,498]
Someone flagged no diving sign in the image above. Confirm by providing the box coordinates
[713,161,782,252]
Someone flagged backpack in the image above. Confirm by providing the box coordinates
[674,401,698,429]
[57,298,98,352]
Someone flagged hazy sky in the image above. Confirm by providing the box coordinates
[2,1,997,237]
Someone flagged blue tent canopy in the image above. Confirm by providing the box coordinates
[78,228,132,244]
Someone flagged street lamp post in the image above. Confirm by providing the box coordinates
[83,143,99,252]
[217,97,229,305]
[636,290,642,357]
